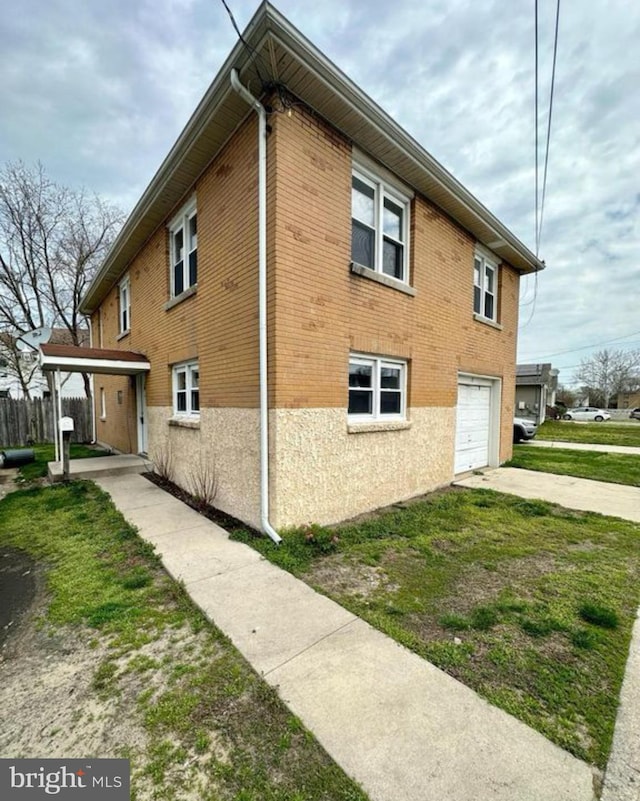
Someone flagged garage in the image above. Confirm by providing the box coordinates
[454,376,496,473]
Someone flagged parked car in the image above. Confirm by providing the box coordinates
[630,408,640,420]
[562,407,611,422]
[513,417,538,442]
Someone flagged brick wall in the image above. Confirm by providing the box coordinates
[269,105,518,461]
[92,117,263,454]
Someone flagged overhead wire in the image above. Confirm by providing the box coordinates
[218,0,269,87]
[538,0,561,253]
[521,0,561,327]
[521,330,640,360]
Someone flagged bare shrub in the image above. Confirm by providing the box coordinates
[186,453,218,510]
[151,441,174,483]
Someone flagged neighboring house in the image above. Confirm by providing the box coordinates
[515,363,559,425]
[67,4,542,531]
[617,390,640,410]
[0,328,89,399]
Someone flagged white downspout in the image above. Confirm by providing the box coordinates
[231,68,282,545]
[88,318,97,444]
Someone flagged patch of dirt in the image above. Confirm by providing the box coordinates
[0,573,212,800]
[0,547,38,650]
[0,574,146,760]
[304,553,397,598]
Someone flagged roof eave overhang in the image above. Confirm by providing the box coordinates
[81,2,542,314]
[40,355,151,376]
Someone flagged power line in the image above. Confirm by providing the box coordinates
[534,0,539,255]
[537,0,561,253]
[218,0,269,87]
[520,330,640,360]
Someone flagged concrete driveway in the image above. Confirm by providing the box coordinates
[454,467,640,523]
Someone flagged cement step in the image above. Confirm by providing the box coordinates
[48,455,151,483]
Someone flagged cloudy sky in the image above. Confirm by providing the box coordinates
[1,0,638,387]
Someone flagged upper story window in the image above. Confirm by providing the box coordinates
[351,167,410,284]
[473,250,498,323]
[118,275,130,334]
[172,360,199,416]
[348,354,407,422]
[169,199,197,298]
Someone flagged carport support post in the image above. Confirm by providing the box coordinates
[53,368,62,463]
[62,429,71,482]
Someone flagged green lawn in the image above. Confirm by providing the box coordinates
[0,482,368,801]
[234,488,640,768]
[507,444,640,487]
[538,420,640,447]
[11,442,110,482]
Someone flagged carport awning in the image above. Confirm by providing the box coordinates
[39,343,150,375]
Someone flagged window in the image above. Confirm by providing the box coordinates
[348,355,406,421]
[119,276,130,334]
[173,361,199,416]
[351,168,410,283]
[473,251,498,322]
[169,199,197,297]
[100,388,106,420]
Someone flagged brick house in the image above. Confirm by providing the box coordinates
[72,3,543,534]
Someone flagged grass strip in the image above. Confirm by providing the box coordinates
[233,487,640,767]
[0,482,368,801]
[537,421,640,447]
[507,444,640,487]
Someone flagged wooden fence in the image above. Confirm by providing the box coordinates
[0,397,93,448]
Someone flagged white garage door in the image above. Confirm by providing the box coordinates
[455,381,491,473]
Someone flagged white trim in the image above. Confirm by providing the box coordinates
[352,147,414,199]
[169,197,198,299]
[351,164,411,286]
[455,373,502,473]
[473,249,499,323]
[118,275,130,335]
[172,359,199,417]
[136,374,148,453]
[40,355,150,375]
[100,387,106,420]
[348,353,407,423]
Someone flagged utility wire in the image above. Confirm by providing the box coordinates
[534,0,539,255]
[218,0,269,87]
[537,0,561,252]
[521,330,640,360]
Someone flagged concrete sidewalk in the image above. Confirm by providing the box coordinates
[95,473,597,801]
[524,440,640,456]
[455,467,640,522]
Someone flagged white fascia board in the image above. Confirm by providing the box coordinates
[40,355,150,376]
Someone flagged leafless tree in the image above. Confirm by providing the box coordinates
[574,348,640,408]
[0,161,124,397]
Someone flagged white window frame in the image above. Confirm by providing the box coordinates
[351,165,411,285]
[100,387,106,420]
[348,354,407,422]
[172,360,199,417]
[473,249,499,323]
[169,198,197,298]
[118,275,130,335]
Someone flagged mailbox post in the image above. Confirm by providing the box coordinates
[59,416,74,482]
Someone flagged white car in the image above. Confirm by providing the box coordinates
[513,417,538,442]
[562,407,611,422]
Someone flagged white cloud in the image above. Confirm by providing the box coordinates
[1,0,638,385]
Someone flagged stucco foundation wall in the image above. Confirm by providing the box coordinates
[146,406,261,528]
[271,406,455,528]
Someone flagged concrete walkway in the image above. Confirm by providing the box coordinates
[455,467,640,522]
[524,440,640,456]
[95,474,597,801]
